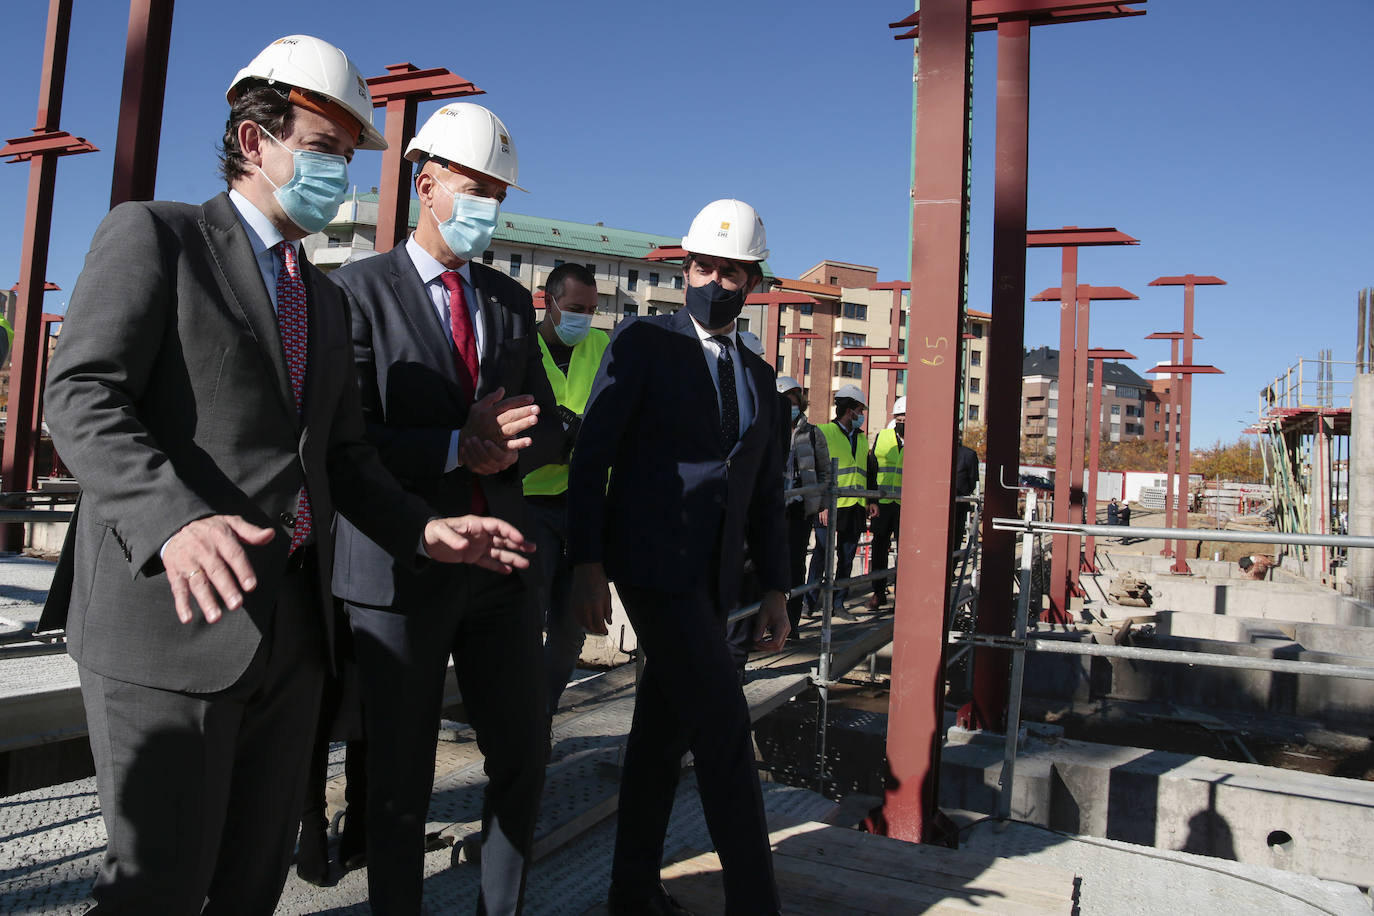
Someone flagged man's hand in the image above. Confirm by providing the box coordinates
[423,516,534,573]
[163,515,276,625]
[817,509,829,528]
[752,590,790,652]
[460,387,540,475]
[571,562,613,635]
[867,502,880,520]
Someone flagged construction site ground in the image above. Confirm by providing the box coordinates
[1,554,1371,912]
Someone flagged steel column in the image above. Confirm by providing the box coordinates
[1068,282,1092,592]
[881,0,970,844]
[1,0,96,550]
[109,0,175,206]
[1047,247,1077,623]
[1082,348,1135,569]
[962,17,1029,732]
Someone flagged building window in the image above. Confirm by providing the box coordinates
[482,250,495,265]
[585,263,596,275]
[829,276,839,285]
[896,369,906,386]
[800,302,813,316]
[841,332,867,348]
[970,350,982,367]
[778,355,785,373]
[969,404,980,421]
[623,301,638,316]
[627,269,638,292]
[1110,405,1121,416]
[554,259,565,268]
[737,316,750,332]
[326,236,341,248]
[649,272,660,287]
[971,323,984,338]
[673,275,683,290]
[804,358,812,376]
[1154,421,1160,431]
[834,360,862,379]
[509,253,521,277]
[841,302,868,320]
[970,378,980,394]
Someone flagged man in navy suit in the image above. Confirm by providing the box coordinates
[569,199,789,916]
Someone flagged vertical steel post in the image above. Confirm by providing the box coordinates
[1046,252,1078,623]
[1067,286,1091,595]
[109,0,175,207]
[1084,355,1105,569]
[1162,336,1180,556]
[963,17,1030,732]
[815,459,840,792]
[882,0,970,843]
[996,488,1037,820]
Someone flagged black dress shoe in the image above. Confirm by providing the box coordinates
[607,883,693,916]
[294,831,331,887]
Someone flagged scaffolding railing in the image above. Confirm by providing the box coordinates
[976,515,1374,819]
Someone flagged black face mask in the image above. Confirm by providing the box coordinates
[684,280,748,329]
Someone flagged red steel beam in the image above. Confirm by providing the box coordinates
[1,0,94,550]
[1083,348,1136,567]
[882,0,970,845]
[749,290,813,370]
[367,64,484,253]
[1149,275,1225,573]
[870,282,912,413]
[109,0,175,206]
[891,0,1144,37]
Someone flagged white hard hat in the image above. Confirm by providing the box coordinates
[835,383,866,406]
[228,35,385,151]
[405,103,525,191]
[892,396,907,415]
[738,330,764,356]
[682,199,769,262]
[776,376,802,395]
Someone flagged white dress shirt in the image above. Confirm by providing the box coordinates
[405,236,484,472]
[688,315,755,438]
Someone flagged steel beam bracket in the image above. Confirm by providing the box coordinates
[1,130,97,162]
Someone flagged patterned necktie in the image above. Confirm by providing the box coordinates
[440,270,480,397]
[438,270,486,513]
[713,335,739,450]
[274,241,312,551]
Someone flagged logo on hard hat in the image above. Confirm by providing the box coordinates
[355,75,366,96]
[720,222,730,230]
[273,38,299,46]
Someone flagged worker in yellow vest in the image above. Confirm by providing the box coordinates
[816,383,869,618]
[866,396,905,610]
[523,263,610,717]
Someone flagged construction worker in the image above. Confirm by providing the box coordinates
[779,376,830,635]
[865,396,904,610]
[568,198,788,915]
[524,262,610,718]
[815,384,869,617]
[329,101,559,914]
[38,35,532,914]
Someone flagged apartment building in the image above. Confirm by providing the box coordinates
[1021,346,1148,451]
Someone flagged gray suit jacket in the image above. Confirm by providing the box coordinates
[328,242,558,609]
[40,193,435,692]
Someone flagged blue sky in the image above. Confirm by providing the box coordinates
[2,0,1370,445]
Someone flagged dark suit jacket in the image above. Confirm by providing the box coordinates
[39,193,434,692]
[328,242,558,609]
[566,310,787,612]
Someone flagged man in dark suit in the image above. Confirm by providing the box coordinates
[38,36,531,916]
[569,199,789,916]
[328,102,558,916]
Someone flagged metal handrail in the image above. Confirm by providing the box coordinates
[990,518,1374,550]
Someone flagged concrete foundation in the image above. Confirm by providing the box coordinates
[1350,374,1374,602]
[941,728,1374,888]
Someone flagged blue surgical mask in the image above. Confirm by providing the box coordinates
[254,124,349,234]
[790,404,802,424]
[432,181,500,261]
[852,412,865,430]
[552,302,593,346]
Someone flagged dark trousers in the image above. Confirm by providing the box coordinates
[528,497,584,719]
[346,567,547,916]
[803,515,828,613]
[612,583,780,915]
[81,562,325,915]
[869,502,900,601]
[785,502,814,631]
[832,505,868,607]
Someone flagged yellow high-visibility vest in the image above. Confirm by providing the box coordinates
[522,328,610,497]
[873,427,903,504]
[818,421,869,509]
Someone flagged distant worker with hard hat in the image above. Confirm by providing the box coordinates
[778,375,831,636]
[568,199,789,915]
[524,262,609,718]
[865,397,905,610]
[329,101,558,914]
[37,36,532,913]
[815,383,870,616]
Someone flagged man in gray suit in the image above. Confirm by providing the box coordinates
[328,102,558,915]
[39,36,531,915]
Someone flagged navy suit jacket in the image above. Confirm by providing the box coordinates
[328,242,558,609]
[566,309,788,612]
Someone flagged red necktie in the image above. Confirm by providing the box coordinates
[275,241,312,551]
[438,270,486,513]
[440,270,479,396]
